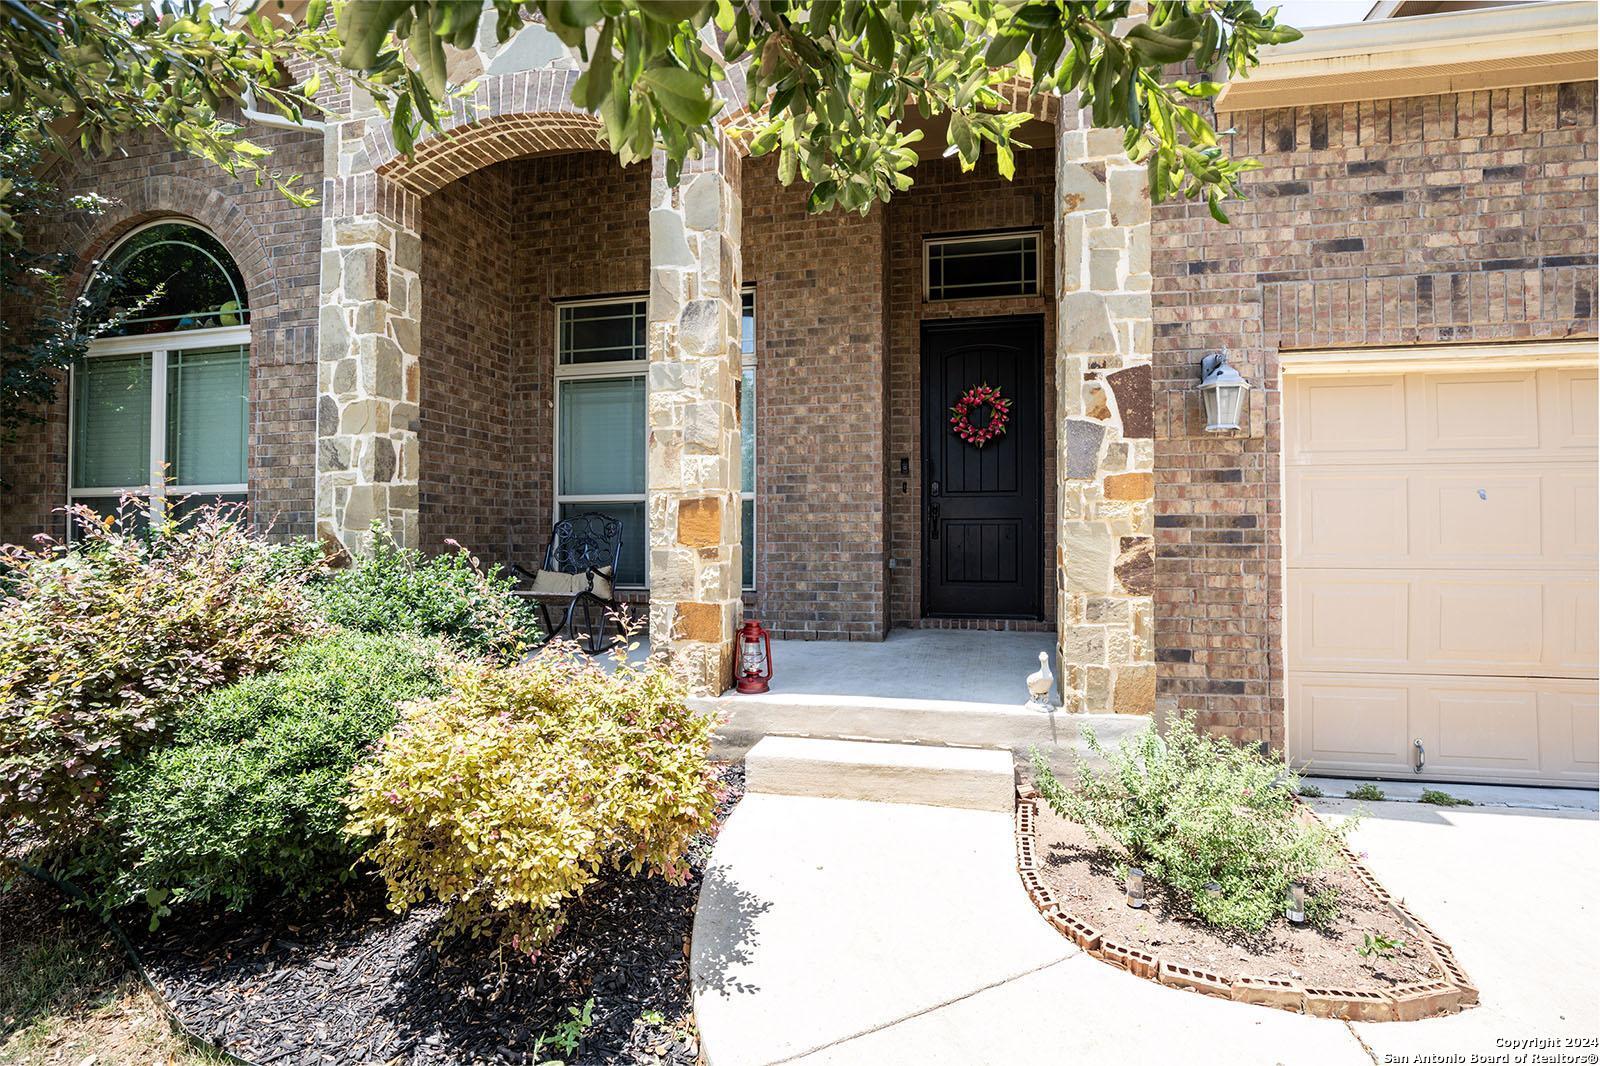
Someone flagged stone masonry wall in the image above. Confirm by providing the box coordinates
[886,147,1058,631]
[1152,82,1599,747]
[0,120,324,547]
[1054,112,1157,715]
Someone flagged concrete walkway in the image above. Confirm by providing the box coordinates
[692,792,1599,1066]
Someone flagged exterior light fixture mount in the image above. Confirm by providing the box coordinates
[1200,349,1251,433]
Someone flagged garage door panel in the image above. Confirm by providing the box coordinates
[1546,469,1598,561]
[1545,578,1600,676]
[1289,676,1412,775]
[1290,574,1409,671]
[1423,372,1541,452]
[1421,473,1542,565]
[1288,471,1409,565]
[1414,576,1545,673]
[1288,361,1597,787]
[1551,369,1597,449]
[1291,376,1408,459]
[1424,684,1542,774]
[1539,686,1599,782]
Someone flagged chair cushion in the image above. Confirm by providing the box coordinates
[528,566,615,599]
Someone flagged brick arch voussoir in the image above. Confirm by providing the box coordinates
[366,68,605,197]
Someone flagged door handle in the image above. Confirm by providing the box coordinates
[929,500,940,539]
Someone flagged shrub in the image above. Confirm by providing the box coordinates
[0,503,316,844]
[1032,713,1354,933]
[347,644,722,948]
[88,630,450,918]
[1418,788,1472,807]
[1346,783,1386,802]
[313,531,538,659]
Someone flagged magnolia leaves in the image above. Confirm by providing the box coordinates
[326,1,1300,221]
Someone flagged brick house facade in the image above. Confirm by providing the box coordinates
[2,5,1594,779]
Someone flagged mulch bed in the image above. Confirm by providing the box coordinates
[1031,800,1439,989]
[135,764,745,1066]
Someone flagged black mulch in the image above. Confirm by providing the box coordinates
[136,765,746,1066]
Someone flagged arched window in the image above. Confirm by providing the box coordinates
[70,221,250,531]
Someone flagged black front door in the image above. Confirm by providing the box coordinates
[921,317,1044,620]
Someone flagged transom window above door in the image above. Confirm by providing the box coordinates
[553,293,758,591]
[70,221,251,534]
[924,230,1041,301]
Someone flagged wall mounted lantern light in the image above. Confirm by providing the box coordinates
[1200,349,1251,432]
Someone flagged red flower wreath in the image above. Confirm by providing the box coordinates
[949,383,1011,448]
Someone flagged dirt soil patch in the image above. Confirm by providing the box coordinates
[131,763,745,1066]
[1032,801,1438,988]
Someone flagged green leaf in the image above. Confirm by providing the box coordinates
[338,0,409,70]
[865,11,894,69]
[1126,21,1200,65]
[640,65,714,126]
[408,15,448,97]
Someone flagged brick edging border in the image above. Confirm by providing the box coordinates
[1013,786,1478,1022]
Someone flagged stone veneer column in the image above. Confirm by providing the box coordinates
[646,140,743,694]
[316,116,422,558]
[1054,109,1156,714]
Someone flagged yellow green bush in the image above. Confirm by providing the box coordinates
[346,644,721,948]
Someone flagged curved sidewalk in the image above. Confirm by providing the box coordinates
[689,793,1370,1066]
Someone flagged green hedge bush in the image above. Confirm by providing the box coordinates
[312,532,539,659]
[0,504,317,845]
[346,646,721,949]
[1032,713,1354,933]
[88,630,449,919]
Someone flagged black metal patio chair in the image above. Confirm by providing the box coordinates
[514,512,624,653]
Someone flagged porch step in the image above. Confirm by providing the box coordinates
[745,736,1016,812]
[697,690,1149,772]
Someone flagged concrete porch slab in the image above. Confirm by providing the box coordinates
[683,629,1149,766]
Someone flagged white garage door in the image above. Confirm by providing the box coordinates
[1286,358,1598,786]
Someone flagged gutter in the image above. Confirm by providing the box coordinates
[1215,1,1598,111]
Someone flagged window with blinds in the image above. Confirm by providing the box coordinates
[71,222,251,535]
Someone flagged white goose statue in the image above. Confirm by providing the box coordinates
[1026,651,1054,710]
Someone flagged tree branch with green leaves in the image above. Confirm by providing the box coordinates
[336,0,1299,218]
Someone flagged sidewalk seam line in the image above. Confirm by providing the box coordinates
[759,950,1078,1066]
[1345,1020,1381,1065]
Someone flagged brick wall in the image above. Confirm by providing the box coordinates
[0,120,324,546]
[743,156,890,639]
[886,146,1059,629]
[1152,82,1599,746]
[418,165,516,558]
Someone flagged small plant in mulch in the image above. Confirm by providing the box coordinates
[1031,712,1356,934]
[1358,932,1406,960]
[1346,783,1387,802]
[1418,788,1473,807]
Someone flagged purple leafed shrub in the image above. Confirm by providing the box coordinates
[0,500,318,847]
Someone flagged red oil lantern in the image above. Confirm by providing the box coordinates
[736,618,773,694]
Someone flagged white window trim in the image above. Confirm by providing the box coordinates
[68,324,251,524]
[551,292,759,592]
[740,287,756,592]
[923,229,1042,302]
[553,295,649,589]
